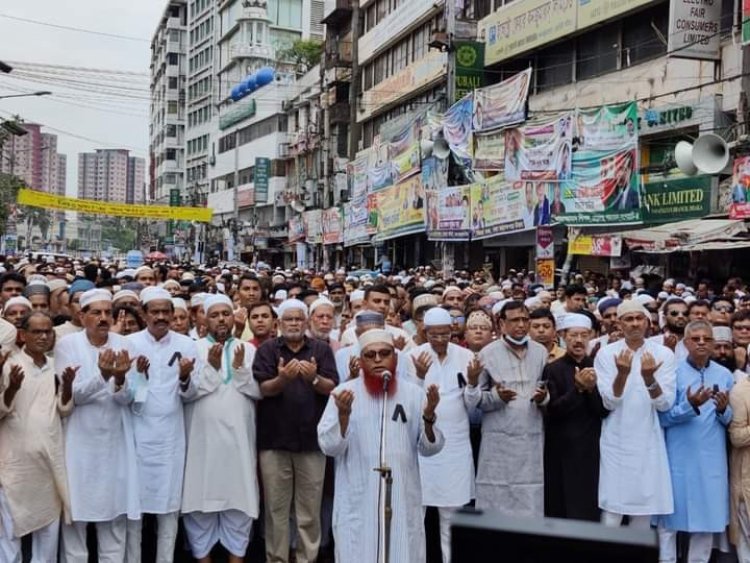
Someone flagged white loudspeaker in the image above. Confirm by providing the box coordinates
[674,133,729,176]
[433,138,451,160]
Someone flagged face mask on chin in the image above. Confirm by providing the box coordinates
[504,334,530,346]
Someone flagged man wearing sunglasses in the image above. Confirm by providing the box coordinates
[318,329,443,563]
[649,298,689,363]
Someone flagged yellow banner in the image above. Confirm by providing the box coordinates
[17,188,213,223]
[577,0,655,28]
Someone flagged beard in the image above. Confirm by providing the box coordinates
[714,355,737,372]
[666,322,685,336]
[362,360,398,397]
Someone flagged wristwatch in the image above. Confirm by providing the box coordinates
[422,412,436,424]
[312,375,321,387]
[646,380,659,392]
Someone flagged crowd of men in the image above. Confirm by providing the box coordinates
[2,255,750,562]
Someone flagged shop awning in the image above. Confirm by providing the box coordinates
[622,219,747,252]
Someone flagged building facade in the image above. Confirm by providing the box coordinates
[78,149,145,204]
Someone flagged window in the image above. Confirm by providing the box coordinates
[166,149,177,161]
[168,77,178,89]
[535,40,573,92]
[621,6,668,67]
[168,53,178,65]
[168,101,178,114]
[268,0,303,29]
[219,132,237,153]
[577,23,619,80]
[166,124,177,137]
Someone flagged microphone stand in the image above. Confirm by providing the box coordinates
[374,372,393,563]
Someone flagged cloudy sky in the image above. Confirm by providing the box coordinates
[0,1,166,194]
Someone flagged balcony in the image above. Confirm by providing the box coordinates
[329,102,349,124]
[324,40,353,69]
[230,44,274,61]
[166,16,183,30]
[324,66,352,85]
[322,0,352,27]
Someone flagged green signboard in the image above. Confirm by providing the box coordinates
[254,157,270,204]
[642,176,711,224]
[168,188,181,236]
[219,99,257,130]
[743,0,750,45]
[454,41,484,102]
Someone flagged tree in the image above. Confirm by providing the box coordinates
[0,173,23,238]
[277,39,323,73]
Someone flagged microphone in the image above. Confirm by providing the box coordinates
[382,370,393,391]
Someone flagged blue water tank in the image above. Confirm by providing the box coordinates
[238,82,249,96]
[256,66,275,87]
[230,85,243,101]
[244,74,257,92]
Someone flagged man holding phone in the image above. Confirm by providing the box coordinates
[656,320,733,563]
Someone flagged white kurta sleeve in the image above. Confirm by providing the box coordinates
[233,343,261,399]
[465,365,506,412]
[318,391,349,457]
[651,350,676,412]
[417,420,444,457]
[594,347,624,411]
[111,376,133,405]
[0,363,15,418]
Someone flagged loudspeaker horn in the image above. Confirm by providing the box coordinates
[674,134,730,176]
[433,137,451,159]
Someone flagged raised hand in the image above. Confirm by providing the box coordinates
[178,357,196,382]
[234,307,248,332]
[112,350,133,386]
[735,346,748,371]
[60,366,79,405]
[208,343,223,371]
[687,385,713,408]
[393,335,407,351]
[299,357,317,382]
[714,389,730,414]
[412,351,433,380]
[232,344,245,370]
[334,389,354,416]
[531,382,548,404]
[574,367,597,392]
[278,357,299,380]
[136,356,150,379]
[348,356,361,380]
[467,355,483,387]
[111,309,127,335]
[663,334,678,352]
[615,349,633,377]
[98,349,116,381]
[425,383,440,416]
[495,381,517,404]
[640,351,662,382]
[7,364,24,392]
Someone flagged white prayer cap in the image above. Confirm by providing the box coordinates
[713,326,733,343]
[423,307,452,327]
[172,297,188,312]
[350,289,365,303]
[635,293,655,306]
[190,293,209,308]
[676,283,686,290]
[116,268,136,280]
[466,310,493,328]
[501,280,513,289]
[684,295,697,305]
[3,296,32,312]
[412,293,438,312]
[657,291,670,300]
[558,313,592,331]
[277,299,308,319]
[617,300,649,319]
[492,299,509,316]
[442,285,462,298]
[489,291,505,301]
[524,297,541,309]
[135,265,153,276]
[203,294,233,313]
[80,289,113,309]
[162,279,181,290]
[358,328,393,350]
[274,289,288,301]
[113,289,139,304]
[309,297,334,314]
[47,279,68,293]
[140,287,172,305]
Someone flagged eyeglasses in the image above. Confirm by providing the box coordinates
[713,305,734,313]
[362,348,394,360]
[451,316,465,323]
[427,332,452,341]
[734,324,750,331]
[688,336,715,343]
[668,311,688,317]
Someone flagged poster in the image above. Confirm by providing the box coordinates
[303,209,322,244]
[536,258,555,289]
[371,175,426,241]
[668,0,723,60]
[442,94,474,161]
[568,234,623,257]
[472,68,531,132]
[421,157,449,191]
[425,185,473,241]
[348,154,370,200]
[288,216,305,243]
[557,147,642,225]
[744,0,750,45]
[536,225,554,259]
[469,176,527,240]
[388,118,422,183]
[343,197,370,246]
[321,207,343,244]
[473,130,505,170]
[730,156,750,219]
[367,162,394,191]
[576,102,639,151]
[504,113,573,181]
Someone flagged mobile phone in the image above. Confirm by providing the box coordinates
[713,384,720,394]
[538,381,547,391]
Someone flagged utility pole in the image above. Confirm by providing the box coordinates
[442,0,456,278]
[348,0,361,160]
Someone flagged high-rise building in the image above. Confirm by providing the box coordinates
[0,123,44,190]
[56,154,66,197]
[77,149,145,204]
[149,0,189,205]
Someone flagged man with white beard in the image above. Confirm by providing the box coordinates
[406,307,478,563]
[318,329,443,563]
[55,288,140,562]
[125,287,199,562]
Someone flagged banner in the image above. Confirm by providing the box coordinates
[504,113,573,181]
[371,175,426,241]
[472,69,531,132]
[348,154,370,200]
[16,188,213,222]
[536,226,554,259]
[536,258,555,289]
[557,147,642,225]
[473,131,505,170]
[367,161,394,191]
[642,176,711,223]
[321,207,343,245]
[254,157,270,204]
[425,185,473,241]
[343,197,370,246]
[421,156,449,191]
[469,176,527,240]
[568,233,623,257]
[387,117,421,183]
[578,0,656,28]
[577,102,639,151]
[454,41,484,102]
[730,156,750,219]
[303,209,323,245]
[744,0,750,45]
[288,216,305,243]
[442,94,474,161]
[668,0,722,61]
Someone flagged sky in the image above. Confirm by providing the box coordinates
[0,1,166,195]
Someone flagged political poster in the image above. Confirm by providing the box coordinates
[472,68,531,132]
[730,156,750,219]
[348,154,370,200]
[288,216,305,243]
[469,176,527,240]
[322,207,343,244]
[421,156,449,191]
[576,102,639,151]
[303,209,323,244]
[371,175,426,241]
[425,185,473,241]
[473,130,505,171]
[504,113,573,181]
[343,197,370,246]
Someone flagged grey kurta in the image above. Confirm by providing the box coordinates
[465,338,547,516]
